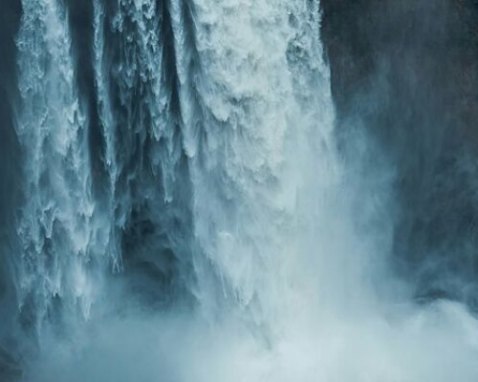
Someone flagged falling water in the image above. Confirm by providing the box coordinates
[3,0,478,381]
[15,0,106,332]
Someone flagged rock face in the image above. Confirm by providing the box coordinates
[0,2,23,377]
[0,346,21,381]
[321,0,478,305]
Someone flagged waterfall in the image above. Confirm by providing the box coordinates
[169,0,338,319]
[4,0,478,381]
[15,0,107,333]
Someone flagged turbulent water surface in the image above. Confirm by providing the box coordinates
[2,0,478,381]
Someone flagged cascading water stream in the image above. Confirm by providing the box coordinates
[15,0,109,334]
[5,0,478,381]
[167,0,359,325]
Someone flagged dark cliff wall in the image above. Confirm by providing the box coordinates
[0,1,22,237]
[0,1,23,378]
[321,0,478,305]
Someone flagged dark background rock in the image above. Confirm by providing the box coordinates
[321,0,478,306]
[0,1,23,378]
